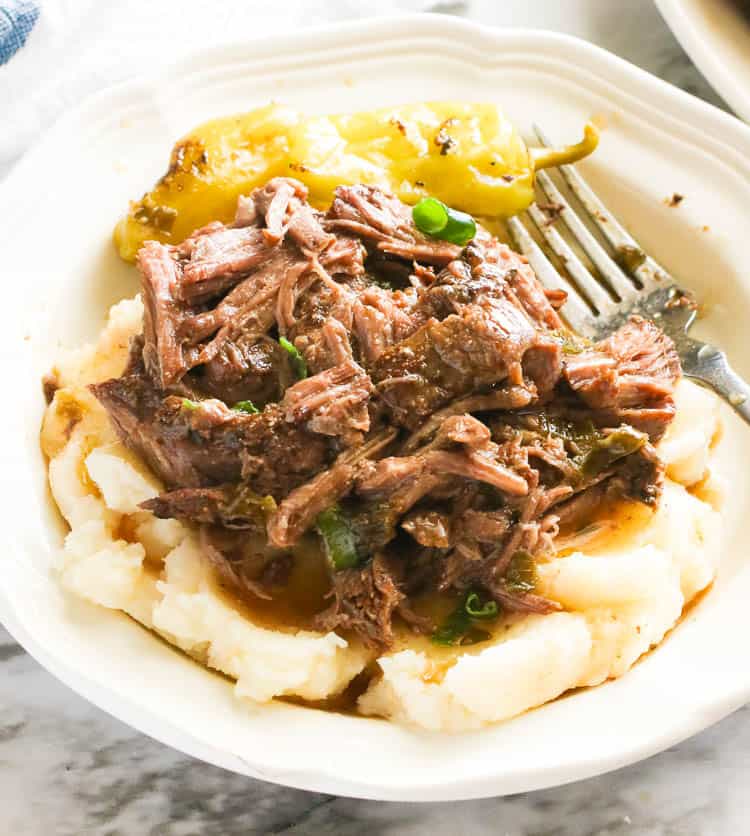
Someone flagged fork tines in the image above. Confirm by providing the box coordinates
[508,124,677,338]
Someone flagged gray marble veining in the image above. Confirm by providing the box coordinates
[3,606,750,836]
[2,1,746,833]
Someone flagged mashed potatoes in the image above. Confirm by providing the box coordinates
[41,297,723,731]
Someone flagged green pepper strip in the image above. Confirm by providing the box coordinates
[579,426,647,479]
[279,336,308,380]
[504,550,538,594]
[316,505,359,570]
[432,589,498,646]
[529,122,599,171]
[431,607,474,646]
[232,400,260,414]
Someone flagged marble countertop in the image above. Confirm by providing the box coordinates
[3,1,745,834]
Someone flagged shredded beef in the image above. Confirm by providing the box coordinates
[142,485,270,531]
[370,303,545,428]
[266,428,398,548]
[186,247,309,349]
[93,355,328,496]
[267,461,359,549]
[400,385,535,454]
[353,285,422,364]
[89,179,683,650]
[138,242,191,388]
[198,526,275,602]
[178,224,272,290]
[326,184,461,266]
[250,177,333,252]
[564,316,681,439]
[421,242,564,331]
[280,358,373,443]
[608,440,665,506]
[401,510,452,548]
[458,509,511,543]
[92,351,209,488]
[285,277,362,373]
[313,553,405,648]
[196,334,291,406]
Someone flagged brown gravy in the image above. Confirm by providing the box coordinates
[212,531,333,633]
[150,493,700,718]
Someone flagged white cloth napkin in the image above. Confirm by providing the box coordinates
[1,0,456,180]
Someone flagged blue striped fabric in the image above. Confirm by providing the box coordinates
[0,0,39,65]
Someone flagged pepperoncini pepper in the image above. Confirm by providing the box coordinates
[114,101,599,261]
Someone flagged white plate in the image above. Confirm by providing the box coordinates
[2,14,750,802]
[656,0,750,121]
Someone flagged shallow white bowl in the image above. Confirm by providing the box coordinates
[1,13,750,802]
[656,0,750,122]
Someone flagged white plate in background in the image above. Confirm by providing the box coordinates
[1,13,750,801]
[656,0,750,121]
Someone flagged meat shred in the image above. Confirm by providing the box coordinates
[89,179,681,649]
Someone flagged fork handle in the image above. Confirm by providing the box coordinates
[681,339,750,426]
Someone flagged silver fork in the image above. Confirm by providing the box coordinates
[507,125,750,426]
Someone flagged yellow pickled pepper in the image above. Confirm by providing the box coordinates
[114,102,598,261]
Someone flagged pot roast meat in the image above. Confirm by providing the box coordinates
[280,357,374,443]
[313,553,405,648]
[266,462,359,550]
[458,509,511,543]
[185,246,310,347]
[400,385,536,454]
[318,234,366,279]
[433,413,492,449]
[401,510,453,549]
[88,178,688,650]
[608,440,665,506]
[137,178,353,397]
[283,276,362,374]
[142,485,272,532]
[421,242,564,331]
[352,285,423,365]
[326,184,462,266]
[138,241,192,389]
[92,357,329,497]
[178,224,272,289]
[92,353,206,488]
[355,447,528,501]
[370,302,547,428]
[196,334,291,407]
[564,316,681,440]
[265,427,398,549]
[171,400,331,498]
[248,177,333,253]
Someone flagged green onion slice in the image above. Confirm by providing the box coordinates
[431,607,472,646]
[412,197,449,235]
[232,400,260,414]
[464,591,499,619]
[432,589,499,646]
[181,398,199,411]
[279,336,308,380]
[412,197,477,246]
[440,208,477,245]
[316,505,359,570]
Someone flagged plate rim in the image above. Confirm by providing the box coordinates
[655,0,750,122]
[2,11,750,801]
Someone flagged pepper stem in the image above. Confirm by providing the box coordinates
[529,122,600,171]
